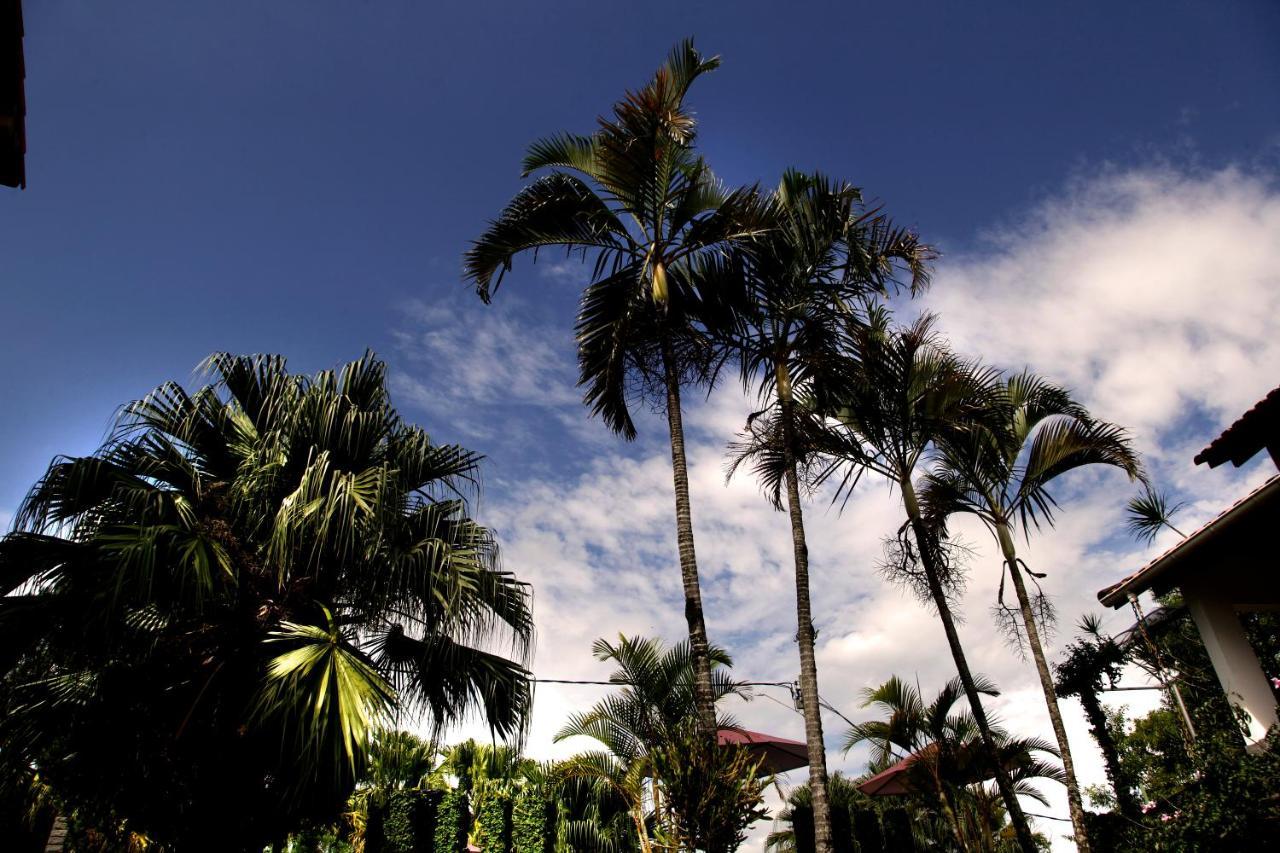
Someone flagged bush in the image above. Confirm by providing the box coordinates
[511,789,554,853]
[879,807,913,852]
[384,790,441,853]
[851,808,884,853]
[649,727,769,853]
[434,789,469,853]
[474,790,512,853]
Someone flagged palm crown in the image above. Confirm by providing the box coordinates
[921,371,1144,534]
[464,38,769,439]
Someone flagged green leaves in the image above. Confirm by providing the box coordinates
[466,40,763,439]
[1124,486,1185,544]
[256,606,396,777]
[0,351,534,848]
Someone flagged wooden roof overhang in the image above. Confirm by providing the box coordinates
[0,0,24,189]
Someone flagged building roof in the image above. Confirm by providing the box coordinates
[1097,474,1280,608]
[1194,385,1280,469]
[716,726,808,774]
[0,0,24,189]
[857,744,938,796]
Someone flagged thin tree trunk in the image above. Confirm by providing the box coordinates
[633,800,654,853]
[1078,687,1141,823]
[660,337,718,737]
[777,370,835,853]
[996,523,1091,853]
[900,479,1038,853]
[931,770,970,852]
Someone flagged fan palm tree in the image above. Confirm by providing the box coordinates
[0,352,533,850]
[724,169,933,853]
[843,675,1065,852]
[918,372,1143,851]
[464,40,769,736]
[811,314,1038,853]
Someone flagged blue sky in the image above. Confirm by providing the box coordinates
[4,3,1280,846]
[4,0,1279,504]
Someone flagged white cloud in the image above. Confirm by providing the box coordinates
[418,165,1280,852]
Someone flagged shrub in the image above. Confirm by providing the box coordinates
[649,727,769,853]
[511,789,554,853]
[434,789,469,853]
[474,790,513,853]
[851,808,884,853]
[879,807,914,852]
[384,790,441,853]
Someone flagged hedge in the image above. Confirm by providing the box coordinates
[385,789,441,853]
[511,789,554,853]
[474,790,513,853]
[434,789,470,853]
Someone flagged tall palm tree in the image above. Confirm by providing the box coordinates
[464,40,769,736]
[724,169,933,853]
[812,315,1039,853]
[919,372,1143,851]
[0,352,533,849]
[844,675,1065,852]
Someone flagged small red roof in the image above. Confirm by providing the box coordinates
[856,744,937,796]
[717,726,808,775]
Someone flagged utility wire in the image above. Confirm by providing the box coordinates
[531,677,796,687]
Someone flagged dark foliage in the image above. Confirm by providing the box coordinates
[433,789,469,853]
[511,790,554,853]
[384,789,440,853]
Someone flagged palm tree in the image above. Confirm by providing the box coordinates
[555,635,748,852]
[553,772,641,853]
[1055,616,1141,824]
[811,314,1039,853]
[0,352,533,850]
[464,40,769,736]
[843,676,1065,852]
[345,729,444,851]
[765,773,881,853]
[724,169,933,853]
[919,372,1143,851]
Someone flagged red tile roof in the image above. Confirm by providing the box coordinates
[1194,385,1280,468]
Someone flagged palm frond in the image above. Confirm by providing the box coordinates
[1125,486,1186,544]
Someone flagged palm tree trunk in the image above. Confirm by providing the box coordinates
[1078,686,1141,823]
[633,800,655,853]
[660,336,718,737]
[777,371,835,853]
[931,770,970,851]
[899,479,1038,853]
[995,523,1091,853]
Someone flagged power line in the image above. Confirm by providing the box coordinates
[531,677,796,687]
